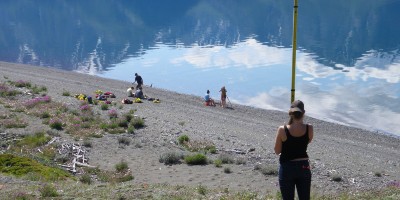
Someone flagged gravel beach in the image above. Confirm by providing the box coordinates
[0,61,399,196]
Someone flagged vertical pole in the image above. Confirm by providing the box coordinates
[291,0,299,103]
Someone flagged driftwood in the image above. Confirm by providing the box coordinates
[57,142,90,173]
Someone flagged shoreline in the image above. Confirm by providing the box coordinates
[1,61,399,195]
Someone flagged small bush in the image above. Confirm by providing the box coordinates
[331,174,342,182]
[101,104,109,110]
[117,119,129,128]
[108,109,118,119]
[49,118,63,130]
[13,80,31,88]
[17,132,50,148]
[127,126,135,134]
[40,111,51,119]
[80,174,92,184]
[39,184,58,197]
[83,140,92,148]
[178,135,189,145]
[235,157,247,165]
[118,137,131,146]
[130,117,145,129]
[224,167,232,174]
[115,160,129,172]
[254,164,278,176]
[219,153,235,164]
[62,91,70,96]
[184,154,207,165]
[214,159,222,168]
[159,152,183,165]
[197,185,207,195]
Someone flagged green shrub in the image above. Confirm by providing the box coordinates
[214,159,222,168]
[39,111,51,119]
[197,185,207,195]
[235,157,247,165]
[101,104,109,110]
[184,154,207,165]
[83,140,92,148]
[127,126,135,134]
[118,137,131,146]
[62,91,70,96]
[254,164,278,176]
[80,174,92,184]
[115,160,129,172]
[224,167,232,174]
[178,135,189,145]
[331,174,342,182]
[117,119,129,128]
[219,153,235,164]
[49,118,63,130]
[159,152,183,165]
[39,184,58,197]
[17,132,50,148]
[0,154,70,181]
[130,117,145,129]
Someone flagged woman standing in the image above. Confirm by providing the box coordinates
[274,100,314,200]
[219,86,227,108]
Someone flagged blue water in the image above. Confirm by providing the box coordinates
[0,0,399,136]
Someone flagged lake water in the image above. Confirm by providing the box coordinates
[1,0,399,136]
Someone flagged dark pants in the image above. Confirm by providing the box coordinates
[279,160,311,200]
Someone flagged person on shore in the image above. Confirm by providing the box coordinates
[133,73,143,89]
[204,90,215,106]
[135,87,144,99]
[274,100,314,200]
[219,86,227,108]
[127,87,135,97]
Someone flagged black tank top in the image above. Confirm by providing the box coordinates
[279,124,309,164]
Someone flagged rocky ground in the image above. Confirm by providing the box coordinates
[0,62,399,198]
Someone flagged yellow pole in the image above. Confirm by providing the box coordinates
[291,0,299,103]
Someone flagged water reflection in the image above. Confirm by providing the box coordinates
[0,0,399,135]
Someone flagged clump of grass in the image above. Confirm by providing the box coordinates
[224,167,232,174]
[374,171,382,177]
[254,164,278,176]
[62,91,70,96]
[235,157,247,165]
[101,103,109,110]
[39,184,58,197]
[0,154,70,181]
[39,111,51,119]
[49,118,63,130]
[130,117,145,129]
[30,85,47,94]
[218,153,235,164]
[214,159,223,168]
[13,80,31,88]
[0,84,21,97]
[197,185,207,195]
[1,117,28,128]
[115,160,129,172]
[80,174,92,184]
[159,152,183,165]
[127,126,135,134]
[331,174,342,182]
[17,132,50,148]
[178,135,189,145]
[184,153,207,165]
[108,109,118,119]
[118,137,131,146]
[83,139,92,148]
